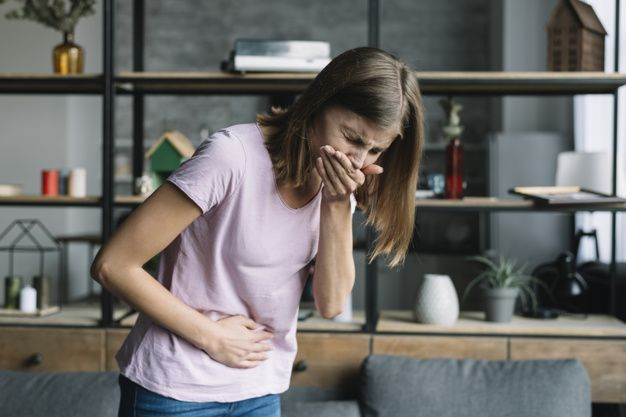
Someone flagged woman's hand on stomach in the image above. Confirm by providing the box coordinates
[203,315,274,369]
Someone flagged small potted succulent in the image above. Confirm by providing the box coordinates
[462,255,552,323]
[0,0,96,74]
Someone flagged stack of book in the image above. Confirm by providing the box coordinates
[222,39,331,73]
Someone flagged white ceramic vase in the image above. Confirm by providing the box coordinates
[413,274,459,326]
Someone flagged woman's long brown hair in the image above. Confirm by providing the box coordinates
[257,47,424,268]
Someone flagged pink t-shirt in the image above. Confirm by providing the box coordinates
[116,122,355,402]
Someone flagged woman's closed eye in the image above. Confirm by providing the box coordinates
[345,135,382,155]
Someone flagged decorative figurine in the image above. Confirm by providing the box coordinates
[440,96,464,141]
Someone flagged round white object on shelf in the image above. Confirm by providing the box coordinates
[413,274,459,326]
[19,285,37,313]
[68,167,87,197]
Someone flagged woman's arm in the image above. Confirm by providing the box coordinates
[313,197,355,318]
[311,146,361,318]
[311,145,384,318]
[90,182,273,368]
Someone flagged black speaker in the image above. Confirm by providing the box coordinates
[412,211,483,254]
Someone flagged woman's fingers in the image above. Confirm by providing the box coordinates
[320,148,346,194]
[238,360,262,369]
[246,352,269,361]
[252,331,273,343]
[327,149,363,188]
[361,164,384,175]
[241,317,260,330]
[317,146,383,199]
[315,155,336,195]
[252,342,274,353]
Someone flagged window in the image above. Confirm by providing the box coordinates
[573,1,625,263]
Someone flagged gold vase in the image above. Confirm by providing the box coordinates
[53,31,84,74]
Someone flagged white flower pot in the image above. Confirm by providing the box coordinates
[413,274,459,326]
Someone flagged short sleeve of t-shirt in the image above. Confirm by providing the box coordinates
[165,130,246,214]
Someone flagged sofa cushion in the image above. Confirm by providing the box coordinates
[0,370,119,417]
[281,385,357,402]
[281,385,360,417]
[282,400,361,417]
[360,355,591,417]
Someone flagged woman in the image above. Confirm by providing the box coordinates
[91,46,424,417]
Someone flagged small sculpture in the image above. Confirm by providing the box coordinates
[135,173,155,196]
[439,96,464,141]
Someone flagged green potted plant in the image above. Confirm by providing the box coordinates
[462,255,552,323]
[0,0,96,74]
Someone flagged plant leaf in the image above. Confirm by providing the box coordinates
[462,271,490,304]
[466,255,498,272]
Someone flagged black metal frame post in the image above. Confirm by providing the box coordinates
[101,0,115,327]
[132,0,146,184]
[610,0,621,316]
[363,0,381,333]
[368,0,380,49]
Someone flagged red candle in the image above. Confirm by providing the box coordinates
[42,170,59,196]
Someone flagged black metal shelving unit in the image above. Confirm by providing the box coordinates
[108,0,624,333]
[0,0,622,331]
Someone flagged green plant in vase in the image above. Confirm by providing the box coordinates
[0,0,96,74]
[462,255,553,323]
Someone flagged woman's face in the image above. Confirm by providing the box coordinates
[309,105,400,172]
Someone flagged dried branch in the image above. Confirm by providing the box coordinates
[0,0,96,33]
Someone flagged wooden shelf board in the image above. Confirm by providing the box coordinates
[0,305,60,318]
[0,73,103,94]
[2,194,623,212]
[0,301,127,327]
[55,234,101,243]
[377,310,626,338]
[114,71,626,95]
[0,195,100,207]
[0,73,102,78]
[418,71,626,94]
[0,195,149,207]
[416,197,626,212]
[1,71,624,95]
[3,304,623,338]
[116,71,315,94]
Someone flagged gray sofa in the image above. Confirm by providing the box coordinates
[0,355,591,417]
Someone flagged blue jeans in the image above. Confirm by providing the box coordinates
[118,374,281,417]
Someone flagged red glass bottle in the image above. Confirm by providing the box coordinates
[445,137,464,199]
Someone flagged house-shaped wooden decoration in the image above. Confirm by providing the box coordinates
[546,0,607,71]
[145,130,195,187]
